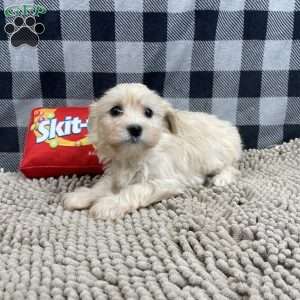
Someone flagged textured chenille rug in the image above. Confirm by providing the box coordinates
[1,140,300,299]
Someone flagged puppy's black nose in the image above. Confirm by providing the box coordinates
[127,125,142,138]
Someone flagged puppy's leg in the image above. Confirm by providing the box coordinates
[89,178,187,220]
[64,175,112,211]
[63,186,96,211]
[212,166,239,187]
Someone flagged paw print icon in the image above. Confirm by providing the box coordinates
[4,16,45,47]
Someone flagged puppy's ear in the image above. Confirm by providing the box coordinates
[164,105,178,134]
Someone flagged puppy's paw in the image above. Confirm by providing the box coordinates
[63,192,80,211]
[63,187,95,211]
[212,174,233,187]
[212,167,238,187]
[89,196,129,220]
[186,176,205,188]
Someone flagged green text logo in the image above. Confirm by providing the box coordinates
[4,4,47,17]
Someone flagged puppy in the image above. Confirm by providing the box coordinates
[64,83,242,220]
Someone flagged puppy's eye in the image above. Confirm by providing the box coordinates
[144,107,153,118]
[110,105,123,117]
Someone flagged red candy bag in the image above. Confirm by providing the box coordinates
[20,107,104,178]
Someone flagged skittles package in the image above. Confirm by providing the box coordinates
[20,107,104,178]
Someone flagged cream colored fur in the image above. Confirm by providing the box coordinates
[64,83,242,220]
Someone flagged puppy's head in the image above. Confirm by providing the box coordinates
[88,83,177,161]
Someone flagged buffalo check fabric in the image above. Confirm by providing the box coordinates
[0,0,300,171]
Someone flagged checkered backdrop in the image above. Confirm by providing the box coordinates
[1,0,300,171]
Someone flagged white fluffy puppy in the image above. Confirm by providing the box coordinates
[64,83,242,220]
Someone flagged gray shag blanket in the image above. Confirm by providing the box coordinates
[1,140,300,300]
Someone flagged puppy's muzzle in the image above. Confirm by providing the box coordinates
[127,124,142,142]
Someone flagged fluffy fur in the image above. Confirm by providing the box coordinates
[64,83,242,220]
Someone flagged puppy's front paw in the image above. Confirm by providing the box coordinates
[89,196,129,220]
[212,175,232,187]
[212,167,238,187]
[63,187,94,211]
[63,193,79,211]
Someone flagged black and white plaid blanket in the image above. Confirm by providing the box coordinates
[0,0,300,171]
